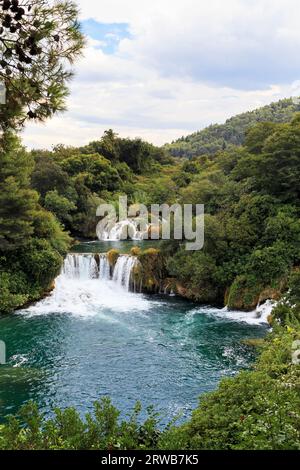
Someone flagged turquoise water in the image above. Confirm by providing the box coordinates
[0,244,268,424]
[71,240,154,254]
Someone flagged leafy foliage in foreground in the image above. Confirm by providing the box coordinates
[0,399,161,450]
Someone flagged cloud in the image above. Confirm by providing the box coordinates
[114,0,300,89]
[22,0,300,149]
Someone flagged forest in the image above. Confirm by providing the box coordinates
[165,98,300,158]
[2,115,300,315]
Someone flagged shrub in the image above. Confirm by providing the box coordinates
[130,246,141,256]
[107,249,120,267]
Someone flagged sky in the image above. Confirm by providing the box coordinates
[23,0,300,149]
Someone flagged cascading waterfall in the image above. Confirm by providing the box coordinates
[113,256,137,290]
[99,254,111,281]
[23,252,146,316]
[22,253,273,325]
[96,215,162,241]
[63,253,136,290]
[97,219,148,241]
[63,254,99,280]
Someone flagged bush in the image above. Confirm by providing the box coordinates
[0,272,28,315]
[32,209,71,255]
[0,239,63,315]
[107,249,120,267]
[44,190,76,225]
[0,399,161,450]
[130,246,141,256]
[19,239,62,287]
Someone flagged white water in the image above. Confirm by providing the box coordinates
[96,215,163,241]
[63,254,99,280]
[99,254,111,281]
[193,299,275,326]
[21,253,149,317]
[113,256,138,290]
[97,219,148,241]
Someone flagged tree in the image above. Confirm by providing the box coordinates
[61,153,121,192]
[244,122,279,154]
[44,189,76,225]
[0,131,38,250]
[0,0,85,130]
[31,154,74,199]
[81,130,120,161]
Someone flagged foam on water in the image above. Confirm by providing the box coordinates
[20,253,150,318]
[190,300,275,326]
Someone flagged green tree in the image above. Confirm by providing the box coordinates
[0,132,38,250]
[0,0,85,130]
[44,189,76,225]
[31,155,74,199]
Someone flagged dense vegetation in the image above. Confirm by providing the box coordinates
[165,98,300,158]
[0,274,299,450]
[1,103,300,314]
[30,129,170,239]
[162,115,300,309]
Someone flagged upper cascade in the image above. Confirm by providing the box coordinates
[96,214,162,242]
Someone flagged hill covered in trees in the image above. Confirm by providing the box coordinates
[165,98,300,158]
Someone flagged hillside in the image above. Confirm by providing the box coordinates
[165,97,300,158]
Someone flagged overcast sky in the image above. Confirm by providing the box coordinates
[23,0,300,149]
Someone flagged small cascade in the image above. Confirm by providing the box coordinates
[109,220,144,241]
[255,299,276,323]
[113,256,137,291]
[99,254,111,281]
[63,254,98,280]
[215,300,276,325]
[96,215,161,241]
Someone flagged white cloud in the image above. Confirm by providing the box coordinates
[23,0,300,149]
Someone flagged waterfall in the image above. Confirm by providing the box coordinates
[97,219,148,241]
[99,254,111,281]
[63,254,98,280]
[62,253,136,292]
[113,256,137,291]
[22,253,148,316]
